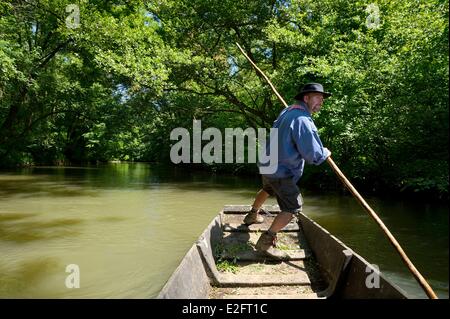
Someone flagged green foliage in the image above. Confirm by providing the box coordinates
[215,260,239,273]
[213,241,252,272]
[0,0,448,199]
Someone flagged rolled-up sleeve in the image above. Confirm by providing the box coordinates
[292,117,329,165]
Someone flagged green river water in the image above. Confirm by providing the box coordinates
[0,163,447,298]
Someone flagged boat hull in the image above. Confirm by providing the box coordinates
[158,206,408,299]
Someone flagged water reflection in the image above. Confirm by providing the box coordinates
[0,163,447,298]
[305,193,449,298]
[0,215,83,243]
[0,257,60,297]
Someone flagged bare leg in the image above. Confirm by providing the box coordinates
[268,212,294,233]
[251,189,270,211]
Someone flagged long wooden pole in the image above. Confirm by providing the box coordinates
[235,42,438,299]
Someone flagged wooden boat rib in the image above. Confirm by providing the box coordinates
[157,205,408,299]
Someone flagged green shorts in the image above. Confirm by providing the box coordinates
[261,175,303,214]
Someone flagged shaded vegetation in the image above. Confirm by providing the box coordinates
[0,0,448,199]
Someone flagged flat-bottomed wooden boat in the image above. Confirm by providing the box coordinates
[158,205,408,299]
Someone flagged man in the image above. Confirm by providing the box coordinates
[243,83,332,259]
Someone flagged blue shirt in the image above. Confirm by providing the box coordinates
[259,102,330,182]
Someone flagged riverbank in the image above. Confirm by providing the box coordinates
[2,160,448,202]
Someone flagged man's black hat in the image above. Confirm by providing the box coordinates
[294,83,332,100]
